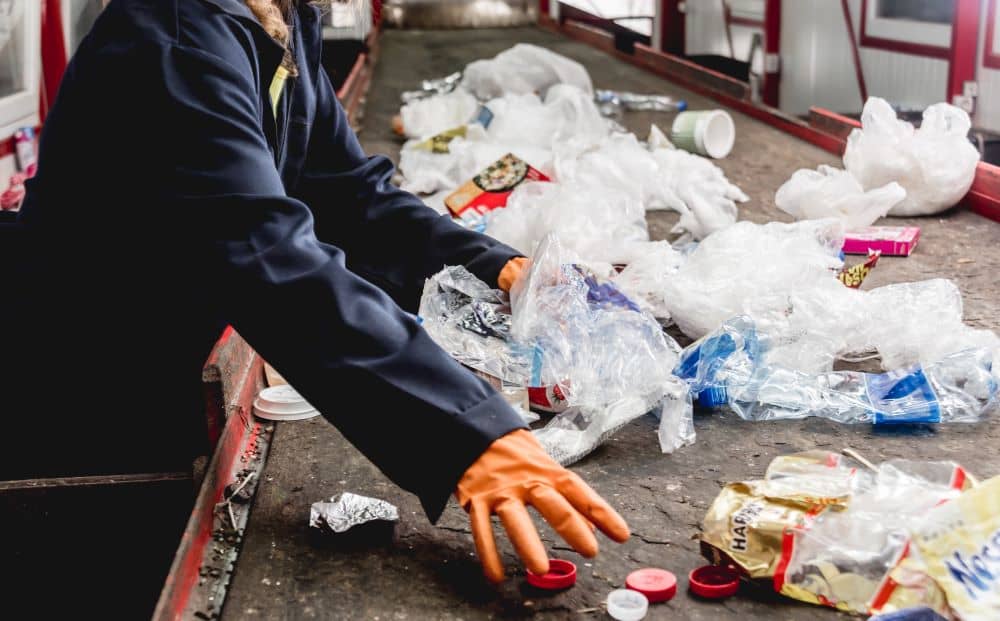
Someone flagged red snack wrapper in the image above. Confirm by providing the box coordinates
[444,153,549,222]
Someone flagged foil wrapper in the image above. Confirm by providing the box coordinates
[401,71,463,103]
[309,492,399,534]
[595,89,685,115]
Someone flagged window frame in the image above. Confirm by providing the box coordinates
[0,2,41,140]
[859,0,953,60]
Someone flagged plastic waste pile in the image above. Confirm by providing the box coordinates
[675,316,998,425]
[419,234,694,464]
[701,450,1000,620]
[395,44,747,248]
[776,97,979,226]
[657,219,1000,375]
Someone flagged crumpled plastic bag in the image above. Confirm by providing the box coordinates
[660,219,1000,375]
[843,97,980,216]
[418,235,695,463]
[776,164,906,229]
[483,177,651,265]
[417,265,532,386]
[484,85,611,151]
[461,43,593,100]
[552,127,746,241]
[511,234,692,462]
[399,89,480,139]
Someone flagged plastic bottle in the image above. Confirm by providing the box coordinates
[675,317,998,425]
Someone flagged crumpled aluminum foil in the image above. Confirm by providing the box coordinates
[401,71,463,103]
[309,492,399,533]
[595,89,685,115]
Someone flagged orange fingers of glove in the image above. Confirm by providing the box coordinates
[497,256,529,292]
[496,498,550,576]
[456,429,630,583]
[469,498,505,583]
[556,470,631,543]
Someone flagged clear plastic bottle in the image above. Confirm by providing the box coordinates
[675,316,999,425]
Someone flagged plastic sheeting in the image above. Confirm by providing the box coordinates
[658,219,1000,375]
[461,43,594,100]
[843,97,980,216]
[775,165,905,229]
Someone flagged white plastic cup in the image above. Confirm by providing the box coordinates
[607,588,648,621]
[670,109,736,159]
[253,385,320,421]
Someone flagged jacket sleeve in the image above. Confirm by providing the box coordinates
[292,68,523,310]
[165,43,526,521]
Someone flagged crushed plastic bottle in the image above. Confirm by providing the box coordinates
[675,316,998,425]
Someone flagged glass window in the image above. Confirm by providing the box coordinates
[876,0,954,25]
[0,0,26,100]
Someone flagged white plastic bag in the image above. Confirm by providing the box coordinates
[461,44,593,100]
[399,89,479,139]
[843,97,979,216]
[484,174,650,264]
[775,165,905,229]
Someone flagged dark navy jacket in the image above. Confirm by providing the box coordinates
[6,0,525,520]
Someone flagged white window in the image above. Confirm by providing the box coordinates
[0,0,40,139]
[865,0,953,49]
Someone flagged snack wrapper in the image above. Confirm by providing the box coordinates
[701,451,981,618]
[837,249,881,288]
[905,476,1000,621]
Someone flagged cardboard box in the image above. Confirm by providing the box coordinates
[843,226,920,257]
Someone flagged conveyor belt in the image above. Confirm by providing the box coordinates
[221,26,1000,620]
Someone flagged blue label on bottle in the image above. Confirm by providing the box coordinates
[869,363,941,424]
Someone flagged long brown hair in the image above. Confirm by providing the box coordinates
[244,0,297,71]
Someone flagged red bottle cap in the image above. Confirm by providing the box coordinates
[526,559,577,590]
[688,565,740,599]
[625,568,677,603]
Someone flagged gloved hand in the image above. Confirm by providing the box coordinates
[455,429,630,582]
[498,257,528,292]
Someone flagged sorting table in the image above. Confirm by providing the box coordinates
[221,26,1000,620]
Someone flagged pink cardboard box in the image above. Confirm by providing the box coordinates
[843,226,920,257]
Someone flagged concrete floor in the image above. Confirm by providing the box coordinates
[223,27,1000,620]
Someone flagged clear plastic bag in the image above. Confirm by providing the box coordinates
[775,164,906,229]
[659,219,999,375]
[399,89,480,139]
[843,97,980,216]
[461,43,594,100]
[781,458,967,615]
[418,265,532,386]
[483,177,650,265]
[512,234,691,463]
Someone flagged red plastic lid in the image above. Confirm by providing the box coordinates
[688,565,740,599]
[526,559,577,590]
[625,568,677,603]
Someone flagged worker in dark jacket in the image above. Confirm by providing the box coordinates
[5,0,629,583]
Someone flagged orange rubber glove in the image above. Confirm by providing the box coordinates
[497,257,528,292]
[455,429,630,583]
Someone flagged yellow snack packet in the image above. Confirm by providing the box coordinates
[907,476,1000,620]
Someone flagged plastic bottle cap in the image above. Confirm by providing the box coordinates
[606,588,648,621]
[525,559,576,590]
[688,565,740,599]
[625,568,677,603]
